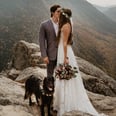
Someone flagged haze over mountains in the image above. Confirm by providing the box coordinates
[0,0,116,78]
[104,6,116,22]
[94,5,116,22]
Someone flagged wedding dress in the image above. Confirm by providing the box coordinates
[53,32,106,116]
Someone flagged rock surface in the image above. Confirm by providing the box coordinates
[0,74,116,116]
[0,75,33,116]
[15,67,46,83]
[77,57,116,97]
[0,41,116,116]
[11,40,43,70]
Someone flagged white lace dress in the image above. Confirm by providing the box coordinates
[53,33,106,116]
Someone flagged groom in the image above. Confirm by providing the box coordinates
[39,4,61,77]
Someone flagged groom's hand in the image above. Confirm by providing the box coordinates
[43,57,49,64]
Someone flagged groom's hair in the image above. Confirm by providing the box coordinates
[50,4,61,17]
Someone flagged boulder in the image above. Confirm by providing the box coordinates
[15,67,46,83]
[12,40,43,70]
[76,57,116,97]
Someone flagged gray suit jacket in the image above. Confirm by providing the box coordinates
[39,19,58,60]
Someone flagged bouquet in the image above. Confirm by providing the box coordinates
[55,63,78,80]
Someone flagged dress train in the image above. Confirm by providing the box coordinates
[53,34,107,116]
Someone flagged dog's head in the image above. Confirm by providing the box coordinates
[43,76,54,93]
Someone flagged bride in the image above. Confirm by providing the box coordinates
[53,8,106,116]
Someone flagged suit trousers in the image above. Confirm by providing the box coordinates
[47,59,57,77]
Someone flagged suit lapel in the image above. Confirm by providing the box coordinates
[49,19,56,38]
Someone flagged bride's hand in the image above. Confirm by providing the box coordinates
[64,57,69,64]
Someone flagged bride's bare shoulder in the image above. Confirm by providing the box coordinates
[62,23,71,28]
[61,23,71,32]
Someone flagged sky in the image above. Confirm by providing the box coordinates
[86,0,116,7]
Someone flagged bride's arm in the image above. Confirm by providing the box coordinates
[62,23,71,64]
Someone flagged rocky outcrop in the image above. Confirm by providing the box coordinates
[5,40,116,97]
[15,67,46,83]
[77,57,116,97]
[0,75,33,116]
[0,40,116,116]
[7,40,116,97]
[11,40,43,70]
[0,74,116,116]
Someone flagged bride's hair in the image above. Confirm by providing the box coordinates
[57,8,73,44]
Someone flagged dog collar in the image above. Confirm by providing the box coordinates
[45,93,53,96]
[41,89,53,96]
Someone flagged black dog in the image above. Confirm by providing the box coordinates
[24,75,54,116]
[40,76,54,116]
[24,75,42,106]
